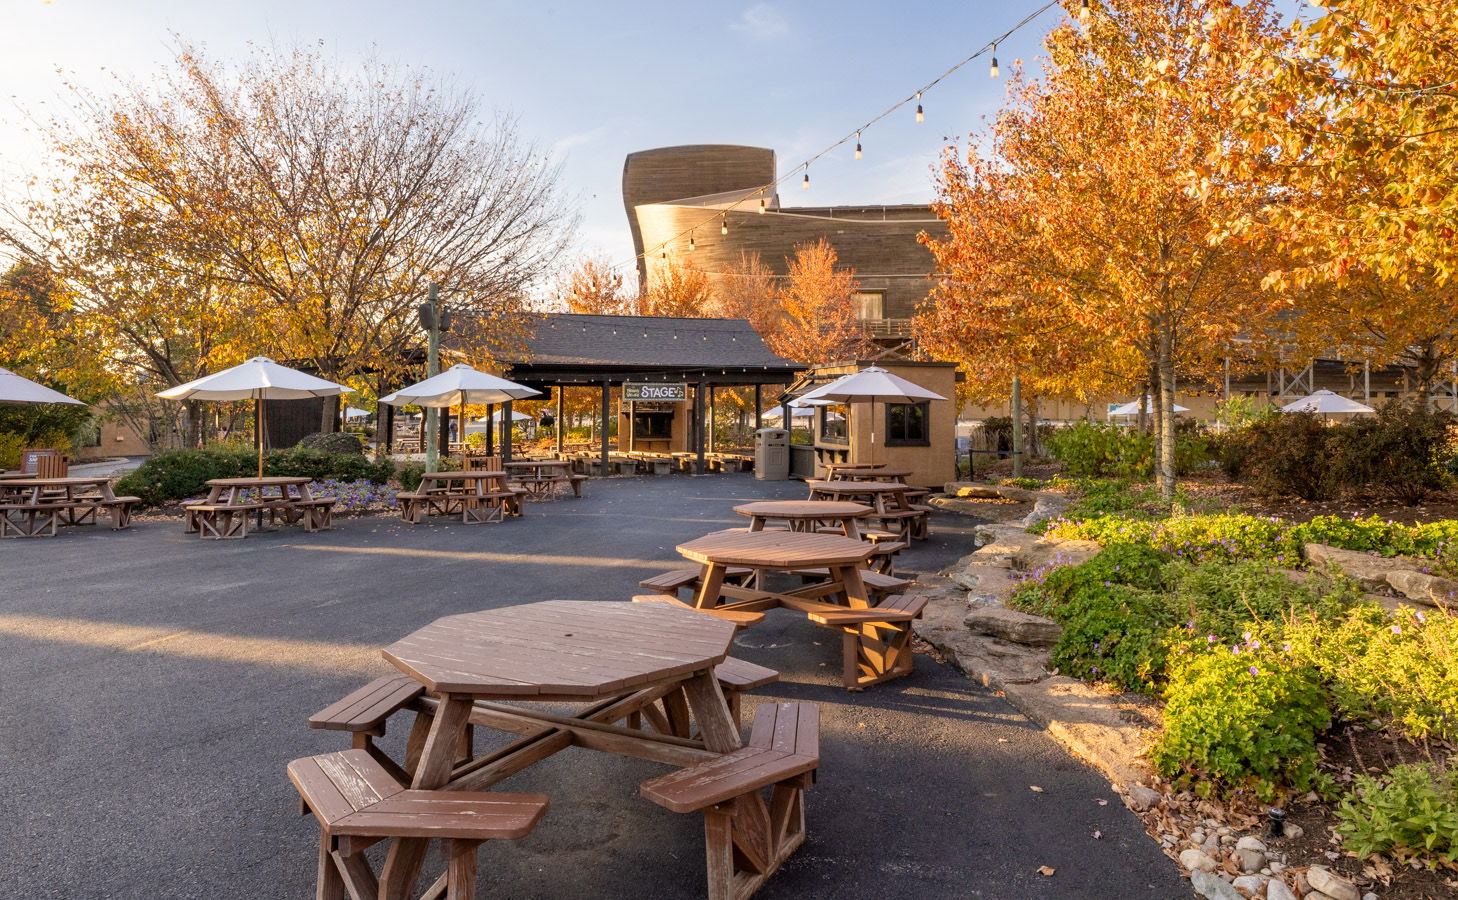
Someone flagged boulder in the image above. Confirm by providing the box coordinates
[1232,874,1267,896]
[1191,869,1242,900]
[1015,539,1102,573]
[964,606,1063,648]
[1385,569,1458,607]
[1180,849,1219,873]
[1305,867,1360,900]
[1234,849,1266,874]
[1021,495,1069,529]
[950,566,1022,605]
[1266,881,1297,900]
[1303,544,1419,591]
[945,481,1036,502]
[1123,783,1163,812]
[1235,836,1267,853]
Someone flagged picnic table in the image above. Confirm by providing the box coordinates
[732,499,871,539]
[0,476,137,537]
[399,469,515,524]
[807,479,929,541]
[826,466,912,482]
[676,529,876,613]
[185,476,333,539]
[360,600,817,899]
[504,459,582,499]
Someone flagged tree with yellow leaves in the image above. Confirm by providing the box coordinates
[919,0,1285,499]
[638,260,714,317]
[711,251,783,338]
[553,256,632,314]
[768,240,873,365]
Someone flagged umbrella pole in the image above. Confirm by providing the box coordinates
[256,394,266,478]
[459,404,467,465]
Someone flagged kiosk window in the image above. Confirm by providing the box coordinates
[818,405,849,445]
[633,411,673,439]
[885,402,929,446]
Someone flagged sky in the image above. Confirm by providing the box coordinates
[0,0,1065,268]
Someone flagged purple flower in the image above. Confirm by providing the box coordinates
[1391,625,1402,635]
[1248,666,1259,676]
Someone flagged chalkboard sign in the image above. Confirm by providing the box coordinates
[623,382,687,402]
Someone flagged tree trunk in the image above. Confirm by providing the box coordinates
[1156,326,1177,503]
[1010,373,1024,479]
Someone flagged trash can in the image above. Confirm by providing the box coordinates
[754,428,790,481]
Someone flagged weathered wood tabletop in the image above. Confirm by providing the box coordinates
[827,467,912,482]
[203,476,313,504]
[676,529,875,613]
[377,600,744,896]
[732,500,871,538]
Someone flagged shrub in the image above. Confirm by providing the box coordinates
[1336,762,1458,867]
[1288,514,1412,556]
[1152,644,1331,800]
[116,448,393,505]
[1228,411,1339,500]
[297,432,364,455]
[396,461,427,491]
[1010,543,1172,619]
[1049,584,1176,692]
[1284,605,1458,743]
[1046,421,1153,478]
[1326,401,1454,503]
[0,432,26,469]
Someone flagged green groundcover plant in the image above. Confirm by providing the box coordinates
[1152,642,1331,801]
[1336,762,1458,867]
[117,448,395,506]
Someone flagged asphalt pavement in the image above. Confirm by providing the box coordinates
[0,473,1190,898]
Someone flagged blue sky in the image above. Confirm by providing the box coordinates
[1,0,1065,267]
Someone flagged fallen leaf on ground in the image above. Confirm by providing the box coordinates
[1092,830,1102,839]
[1037,866,1056,877]
[1030,786,1044,792]
[1094,798,1108,805]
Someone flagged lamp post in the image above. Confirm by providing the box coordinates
[418,282,452,472]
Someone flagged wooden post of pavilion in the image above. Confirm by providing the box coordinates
[502,400,513,463]
[753,384,763,433]
[485,403,495,456]
[599,380,611,473]
[555,386,565,457]
[707,385,716,453]
[694,380,707,475]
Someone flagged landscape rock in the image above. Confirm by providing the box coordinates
[1306,866,1360,900]
[944,481,1037,502]
[1180,848,1220,873]
[1282,823,1302,841]
[1236,836,1267,853]
[1234,849,1266,874]
[1385,569,1458,607]
[1021,495,1068,529]
[945,564,1021,604]
[1303,544,1421,591]
[914,592,1051,689]
[1124,783,1163,812]
[1266,881,1297,900]
[973,523,1044,556]
[930,496,1020,518]
[1004,676,1158,790]
[1232,874,1267,895]
[1191,869,1243,900]
[964,606,1063,648]
[1014,538,1103,573]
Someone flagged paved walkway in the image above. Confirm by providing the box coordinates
[0,474,1189,898]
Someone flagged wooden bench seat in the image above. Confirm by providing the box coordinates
[785,567,912,601]
[637,566,755,600]
[568,473,589,497]
[308,674,425,778]
[640,702,819,900]
[807,592,930,690]
[288,748,548,900]
[631,594,765,629]
[714,656,780,729]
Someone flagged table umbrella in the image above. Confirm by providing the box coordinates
[0,367,84,405]
[1280,390,1374,416]
[797,366,947,465]
[157,357,352,477]
[379,364,540,459]
[1109,397,1190,417]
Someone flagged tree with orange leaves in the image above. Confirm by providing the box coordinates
[711,251,783,338]
[554,256,632,315]
[919,0,1284,499]
[768,240,872,365]
[638,260,714,317]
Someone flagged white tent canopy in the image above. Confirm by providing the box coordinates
[378,364,539,407]
[344,407,372,419]
[1109,397,1190,416]
[1281,389,1375,415]
[479,410,534,423]
[156,357,351,476]
[0,367,84,405]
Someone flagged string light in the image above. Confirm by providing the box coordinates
[990,44,999,78]
[915,92,924,123]
[689,233,696,251]
[1080,0,1090,20]
[720,215,728,235]
[854,131,862,160]
[758,197,766,214]
[801,165,810,190]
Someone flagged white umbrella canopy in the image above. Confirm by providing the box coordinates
[156,357,352,476]
[1281,389,1375,415]
[378,364,539,407]
[344,407,372,419]
[796,366,948,465]
[0,367,84,405]
[1109,397,1190,416]
[480,410,534,423]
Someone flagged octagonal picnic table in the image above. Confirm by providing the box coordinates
[676,529,876,614]
[377,600,744,896]
[732,499,871,539]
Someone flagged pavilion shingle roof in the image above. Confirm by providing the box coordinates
[504,314,802,373]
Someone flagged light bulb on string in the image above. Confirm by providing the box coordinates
[854,131,862,160]
[689,233,696,251]
[915,92,924,123]
[990,44,1000,78]
[720,216,728,236]
[1080,0,1090,20]
[758,196,766,214]
[801,165,810,190]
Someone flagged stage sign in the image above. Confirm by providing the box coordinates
[623,382,687,402]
